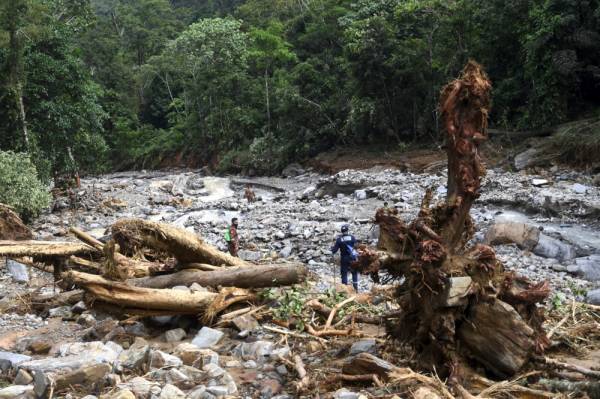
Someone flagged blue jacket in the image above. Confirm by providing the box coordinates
[331,234,357,261]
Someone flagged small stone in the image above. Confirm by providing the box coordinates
[205,386,228,398]
[118,338,149,370]
[186,386,207,399]
[275,365,287,375]
[243,360,257,369]
[27,341,51,355]
[260,378,282,398]
[159,384,185,399]
[6,259,29,283]
[306,341,321,353]
[71,301,87,314]
[203,363,225,378]
[531,178,549,187]
[165,328,187,343]
[48,306,72,318]
[354,190,367,200]
[191,327,224,349]
[82,396,98,399]
[189,283,208,293]
[14,369,33,385]
[77,313,96,327]
[333,388,361,399]
[110,390,136,399]
[232,315,259,332]
[224,360,241,368]
[124,376,155,399]
[278,246,293,258]
[149,350,183,369]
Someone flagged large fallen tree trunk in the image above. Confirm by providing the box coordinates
[128,263,308,289]
[355,61,550,381]
[111,218,250,267]
[0,241,95,258]
[63,270,218,313]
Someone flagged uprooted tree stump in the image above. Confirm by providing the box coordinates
[0,203,32,240]
[355,61,550,380]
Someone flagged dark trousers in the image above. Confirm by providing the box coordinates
[341,260,358,291]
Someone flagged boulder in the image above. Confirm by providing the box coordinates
[484,222,540,250]
[0,385,34,399]
[0,352,32,371]
[514,148,540,170]
[586,289,600,305]
[117,338,149,371]
[566,255,600,281]
[6,260,29,283]
[533,234,576,261]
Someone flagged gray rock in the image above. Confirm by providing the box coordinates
[13,370,33,385]
[278,246,293,258]
[71,301,87,314]
[117,339,149,370]
[531,178,549,187]
[159,384,185,399]
[6,259,29,283]
[239,250,262,261]
[243,360,257,369]
[566,255,600,281]
[191,327,224,349]
[533,234,576,261]
[333,389,361,399]
[231,315,259,332]
[187,386,208,399]
[165,328,187,343]
[275,365,287,375]
[572,183,589,194]
[354,190,367,200]
[149,350,183,369]
[0,385,34,399]
[121,377,156,399]
[514,148,539,170]
[349,339,377,355]
[0,351,32,371]
[81,396,98,399]
[48,306,72,318]
[205,386,228,398]
[234,341,274,361]
[586,289,600,305]
[282,163,305,177]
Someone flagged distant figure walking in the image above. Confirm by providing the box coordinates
[331,224,359,291]
[244,184,256,203]
[225,217,240,257]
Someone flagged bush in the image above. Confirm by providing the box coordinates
[0,151,51,221]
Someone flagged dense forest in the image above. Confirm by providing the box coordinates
[1,0,600,178]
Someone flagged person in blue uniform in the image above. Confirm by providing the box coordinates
[330,224,359,291]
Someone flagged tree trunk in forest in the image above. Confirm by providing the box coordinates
[127,263,308,289]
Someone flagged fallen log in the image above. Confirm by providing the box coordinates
[111,218,250,267]
[127,263,308,289]
[69,227,104,251]
[0,241,95,258]
[63,270,218,313]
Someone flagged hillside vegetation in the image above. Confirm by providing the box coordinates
[1,0,600,176]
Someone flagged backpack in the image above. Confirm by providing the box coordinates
[344,241,358,262]
[224,228,231,242]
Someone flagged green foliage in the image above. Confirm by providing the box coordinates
[0,151,51,220]
[547,116,600,167]
[3,0,600,178]
[270,286,308,330]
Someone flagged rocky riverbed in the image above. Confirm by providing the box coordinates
[1,164,600,398]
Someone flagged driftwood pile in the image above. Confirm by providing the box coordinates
[0,218,307,319]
